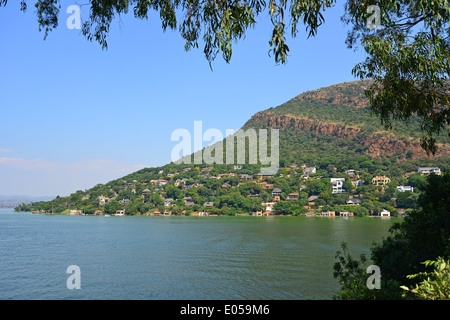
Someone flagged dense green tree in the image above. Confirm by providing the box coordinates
[104,200,121,214]
[333,242,403,300]
[371,173,450,285]
[400,256,450,300]
[396,191,418,209]
[334,173,450,299]
[345,1,450,154]
[165,185,183,200]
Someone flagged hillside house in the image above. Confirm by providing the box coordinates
[346,198,362,205]
[331,178,345,194]
[396,186,414,192]
[164,198,174,206]
[351,180,363,187]
[345,169,355,176]
[287,193,299,201]
[157,179,168,187]
[98,195,110,206]
[418,167,441,176]
[262,202,275,212]
[257,182,274,189]
[372,176,391,186]
[303,167,316,176]
[272,188,282,196]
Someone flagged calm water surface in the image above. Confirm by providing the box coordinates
[0,208,395,300]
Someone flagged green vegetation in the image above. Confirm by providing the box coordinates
[12,79,450,300]
[14,155,448,218]
[333,173,450,300]
[15,81,449,217]
[401,257,450,300]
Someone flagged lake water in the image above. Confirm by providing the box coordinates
[0,208,395,300]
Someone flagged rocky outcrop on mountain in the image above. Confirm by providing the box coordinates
[362,133,450,160]
[247,111,450,160]
[250,112,362,139]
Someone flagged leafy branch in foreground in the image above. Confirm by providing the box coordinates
[1,1,449,154]
[0,0,336,65]
[400,257,450,300]
[343,0,450,155]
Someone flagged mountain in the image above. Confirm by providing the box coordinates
[243,80,450,164]
[16,80,449,216]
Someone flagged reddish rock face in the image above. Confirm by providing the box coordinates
[249,112,450,160]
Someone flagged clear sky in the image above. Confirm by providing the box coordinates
[0,1,367,197]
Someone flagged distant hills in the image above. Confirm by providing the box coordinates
[0,195,55,208]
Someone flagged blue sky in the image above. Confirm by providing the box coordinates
[0,1,367,197]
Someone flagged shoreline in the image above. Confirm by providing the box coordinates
[9,209,401,219]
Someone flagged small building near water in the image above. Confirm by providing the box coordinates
[340,211,354,218]
[318,211,336,217]
[380,209,391,217]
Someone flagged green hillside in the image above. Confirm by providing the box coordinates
[16,81,449,217]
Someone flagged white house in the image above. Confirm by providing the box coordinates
[397,186,414,192]
[380,209,390,217]
[331,178,345,194]
[262,202,275,212]
[157,179,168,186]
[418,167,441,176]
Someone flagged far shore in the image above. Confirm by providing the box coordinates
[15,209,401,219]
